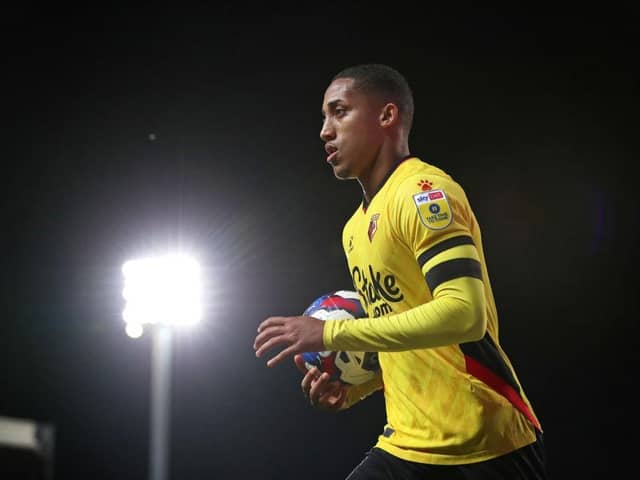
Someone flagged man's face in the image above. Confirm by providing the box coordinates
[320,78,385,180]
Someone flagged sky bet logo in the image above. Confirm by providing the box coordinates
[415,190,444,203]
[412,189,452,230]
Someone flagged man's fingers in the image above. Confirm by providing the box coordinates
[309,372,332,405]
[317,382,347,411]
[301,370,347,411]
[253,324,285,351]
[254,334,289,359]
[266,344,298,368]
[256,316,285,333]
[254,316,321,368]
[294,354,308,374]
[301,367,319,392]
[301,367,320,398]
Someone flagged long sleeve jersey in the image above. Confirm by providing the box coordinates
[323,156,541,465]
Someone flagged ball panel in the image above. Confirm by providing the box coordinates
[301,350,340,381]
[303,290,364,318]
[301,290,381,386]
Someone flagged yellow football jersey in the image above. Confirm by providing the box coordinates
[323,157,541,465]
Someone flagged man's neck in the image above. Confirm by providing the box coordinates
[359,146,410,204]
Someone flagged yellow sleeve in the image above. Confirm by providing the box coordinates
[324,275,486,352]
[339,371,384,410]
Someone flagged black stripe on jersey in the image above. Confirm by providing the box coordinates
[461,333,522,399]
[425,258,482,292]
[461,334,542,431]
[417,235,475,269]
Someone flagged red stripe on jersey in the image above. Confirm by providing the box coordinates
[465,355,542,432]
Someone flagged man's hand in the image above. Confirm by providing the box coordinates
[253,315,325,367]
[295,354,348,411]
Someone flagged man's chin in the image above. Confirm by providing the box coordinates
[331,164,353,180]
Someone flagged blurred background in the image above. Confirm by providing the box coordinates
[1,5,637,479]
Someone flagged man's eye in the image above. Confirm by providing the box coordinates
[335,108,346,117]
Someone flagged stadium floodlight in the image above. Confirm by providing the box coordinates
[122,254,202,332]
[121,253,202,480]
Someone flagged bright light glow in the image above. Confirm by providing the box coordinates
[121,254,203,327]
[125,322,144,339]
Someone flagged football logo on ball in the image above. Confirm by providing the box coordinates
[301,290,380,385]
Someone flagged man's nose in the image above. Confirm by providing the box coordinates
[320,119,334,142]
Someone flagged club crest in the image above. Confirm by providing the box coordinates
[368,214,380,241]
[412,189,452,230]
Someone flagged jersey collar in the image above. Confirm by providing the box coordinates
[362,154,414,211]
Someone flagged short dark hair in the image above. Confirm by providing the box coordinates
[332,64,414,131]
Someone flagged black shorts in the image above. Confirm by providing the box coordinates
[345,432,549,480]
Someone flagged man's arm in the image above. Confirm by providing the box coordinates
[324,274,486,352]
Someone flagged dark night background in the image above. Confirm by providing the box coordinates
[1,5,637,479]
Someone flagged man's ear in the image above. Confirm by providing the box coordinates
[380,103,399,127]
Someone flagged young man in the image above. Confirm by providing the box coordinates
[254,64,548,479]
